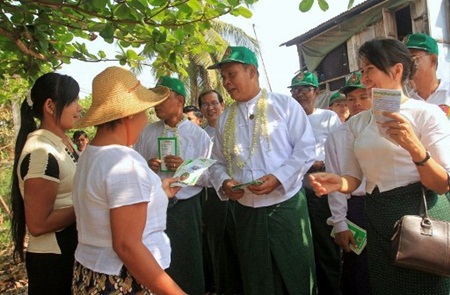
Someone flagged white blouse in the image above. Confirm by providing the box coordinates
[343,98,450,194]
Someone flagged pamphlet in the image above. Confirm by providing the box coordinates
[170,157,216,187]
[372,88,401,139]
[330,220,367,255]
[158,137,177,172]
[231,180,263,191]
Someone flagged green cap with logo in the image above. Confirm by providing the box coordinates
[339,71,365,95]
[328,92,346,106]
[208,46,259,69]
[156,76,186,98]
[288,71,318,88]
[403,33,438,55]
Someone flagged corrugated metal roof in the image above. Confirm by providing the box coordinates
[280,0,384,47]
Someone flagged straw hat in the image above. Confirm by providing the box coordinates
[75,67,170,128]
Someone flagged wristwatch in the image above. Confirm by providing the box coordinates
[413,150,431,166]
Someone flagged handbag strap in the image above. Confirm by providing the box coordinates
[420,186,433,235]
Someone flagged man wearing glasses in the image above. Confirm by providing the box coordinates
[289,72,341,295]
[404,33,450,119]
[198,90,243,295]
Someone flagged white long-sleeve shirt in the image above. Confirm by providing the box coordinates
[325,123,367,233]
[210,90,316,208]
[134,119,212,200]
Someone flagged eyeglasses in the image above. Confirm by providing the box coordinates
[290,87,313,95]
[201,101,221,109]
[411,53,430,60]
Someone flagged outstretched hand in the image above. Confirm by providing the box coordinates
[308,172,342,197]
[162,177,182,198]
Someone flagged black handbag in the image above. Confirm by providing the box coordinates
[391,187,450,277]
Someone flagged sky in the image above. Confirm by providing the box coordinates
[59,0,365,98]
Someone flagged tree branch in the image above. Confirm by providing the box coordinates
[0,27,47,61]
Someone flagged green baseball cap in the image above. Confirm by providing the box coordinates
[403,33,438,55]
[288,71,318,88]
[156,76,186,98]
[328,92,346,106]
[208,46,259,70]
[340,71,365,95]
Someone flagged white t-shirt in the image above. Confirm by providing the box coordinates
[73,145,170,275]
[343,99,450,194]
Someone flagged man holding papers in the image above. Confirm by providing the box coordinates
[134,76,212,295]
[208,46,317,295]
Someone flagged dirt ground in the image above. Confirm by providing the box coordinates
[0,221,28,294]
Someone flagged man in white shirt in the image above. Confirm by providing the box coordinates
[289,71,341,295]
[326,71,371,294]
[404,33,450,119]
[134,76,212,295]
[208,46,317,295]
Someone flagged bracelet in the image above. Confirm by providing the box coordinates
[413,150,431,166]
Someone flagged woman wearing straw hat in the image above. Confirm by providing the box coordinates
[10,73,81,294]
[71,67,186,294]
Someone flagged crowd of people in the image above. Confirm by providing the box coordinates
[10,33,450,295]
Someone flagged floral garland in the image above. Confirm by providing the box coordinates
[161,114,187,156]
[223,89,271,176]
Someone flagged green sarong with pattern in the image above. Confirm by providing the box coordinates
[165,193,204,295]
[234,189,316,295]
[365,182,450,294]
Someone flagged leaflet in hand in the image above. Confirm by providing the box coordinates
[231,179,263,191]
[330,220,367,255]
[158,137,178,172]
[170,157,216,187]
[372,88,401,139]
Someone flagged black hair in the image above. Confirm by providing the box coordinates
[11,72,79,261]
[198,89,224,107]
[359,38,416,84]
[73,130,88,141]
[183,105,203,119]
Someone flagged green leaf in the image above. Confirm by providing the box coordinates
[88,23,107,32]
[187,0,203,11]
[318,0,329,11]
[99,23,115,39]
[232,6,252,18]
[98,50,107,58]
[92,0,109,10]
[299,0,314,12]
[60,33,74,43]
[148,0,167,7]
[178,3,193,15]
[114,3,133,19]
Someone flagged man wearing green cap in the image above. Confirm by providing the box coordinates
[328,92,350,123]
[288,71,341,295]
[134,75,212,295]
[326,71,371,294]
[404,33,450,119]
[208,46,317,294]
